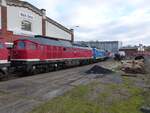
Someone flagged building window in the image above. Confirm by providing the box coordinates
[21,20,32,31]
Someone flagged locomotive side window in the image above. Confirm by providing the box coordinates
[40,46,44,50]
[18,41,26,49]
[0,42,4,48]
[28,43,36,50]
[63,48,73,52]
[63,48,66,51]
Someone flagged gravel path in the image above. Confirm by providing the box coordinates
[0,61,119,113]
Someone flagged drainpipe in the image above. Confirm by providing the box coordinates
[70,29,74,43]
[1,0,7,35]
[41,9,46,36]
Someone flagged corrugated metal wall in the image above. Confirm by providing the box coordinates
[77,41,122,53]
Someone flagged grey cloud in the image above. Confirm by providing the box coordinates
[26,0,150,45]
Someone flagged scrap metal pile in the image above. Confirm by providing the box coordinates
[121,60,145,74]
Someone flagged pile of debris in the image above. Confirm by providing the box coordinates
[121,60,145,74]
[86,65,113,75]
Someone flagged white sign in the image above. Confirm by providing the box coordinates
[19,12,34,20]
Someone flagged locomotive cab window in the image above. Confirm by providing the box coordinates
[21,20,32,31]
[18,41,26,49]
[0,42,4,49]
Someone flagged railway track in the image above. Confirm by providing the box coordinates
[0,60,106,82]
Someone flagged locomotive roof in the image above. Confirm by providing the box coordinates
[19,37,72,47]
[18,37,92,50]
[93,48,105,52]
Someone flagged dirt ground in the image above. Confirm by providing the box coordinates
[30,58,150,113]
[0,60,119,113]
[0,59,149,113]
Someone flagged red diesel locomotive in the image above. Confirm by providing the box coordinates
[11,36,93,74]
[0,37,10,78]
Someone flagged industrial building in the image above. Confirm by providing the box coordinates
[77,41,123,53]
[0,0,73,45]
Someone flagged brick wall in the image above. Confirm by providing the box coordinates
[0,1,73,43]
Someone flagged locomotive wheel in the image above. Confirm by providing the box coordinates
[0,72,7,80]
[45,65,50,73]
[31,68,39,75]
[27,70,36,75]
[31,70,37,75]
[27,66,38,75]
[0,72,4,79]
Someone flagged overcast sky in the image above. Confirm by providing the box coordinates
[25,0,150,46]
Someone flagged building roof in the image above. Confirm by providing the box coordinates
[6,0,72,34]
[120,47,137,50]
[87,41,121,43]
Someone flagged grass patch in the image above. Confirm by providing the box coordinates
[143,91,150,107]
[31,77,145,113]
[109,95,144,113]
[31,85,102,113]
[0,91,8,96]
[121,77,143,95]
